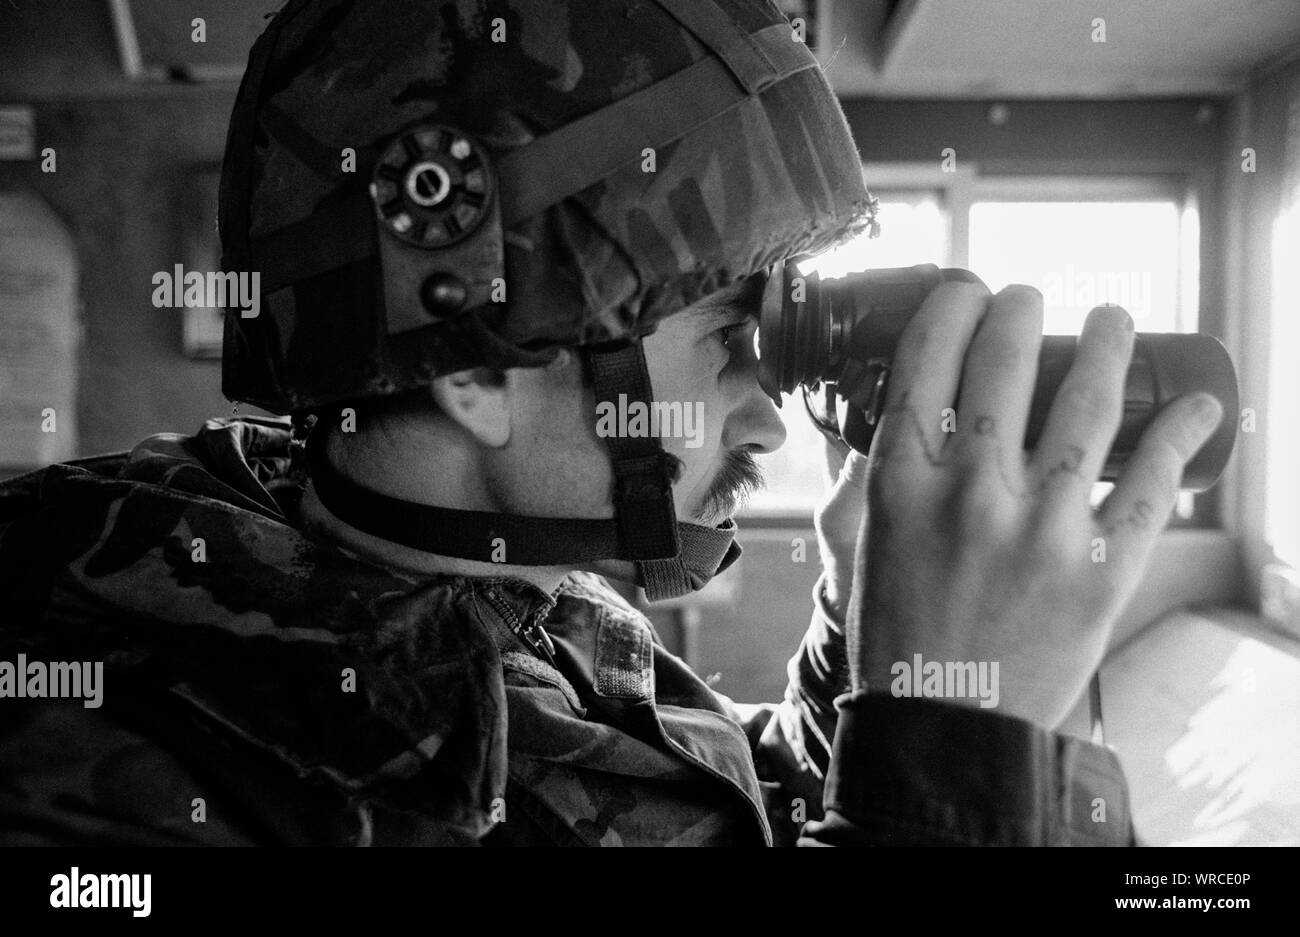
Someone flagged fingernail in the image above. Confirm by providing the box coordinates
[1194,394,1223,428]
[1093,303,1133,331]
[1001,283,1043,301]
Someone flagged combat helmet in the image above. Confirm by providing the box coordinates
[219,0,875,599]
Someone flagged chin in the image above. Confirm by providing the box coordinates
[689,505,734,528]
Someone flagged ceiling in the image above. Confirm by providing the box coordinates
[108,0,272,81]
[819,0,1300,98]
[3,0,1299,101]
[111,0,1300,98]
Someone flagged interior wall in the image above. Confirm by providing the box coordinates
[0,190,80,468]
[0,89,239,462]
[1222,51,1300,598]
[839,97,1231,349]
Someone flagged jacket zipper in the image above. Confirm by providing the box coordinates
[518,611,556,663]
[483,588,557,666]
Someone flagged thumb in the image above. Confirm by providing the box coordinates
[838,450,869,487]
[823,450,870,516]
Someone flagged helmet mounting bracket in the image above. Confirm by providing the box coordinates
[369,124,506,334]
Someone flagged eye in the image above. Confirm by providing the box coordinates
[715,316,758,356]
[716,323,746,349]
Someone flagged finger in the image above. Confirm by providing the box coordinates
[821,432,850,488]
[875,280,990,465]
[827,450,870,504]
[821,451,869,529]
[838,450,870,489]
[948,285,1044,469]
[1030,304,1135,496]
[816,449,869,576]
[1097,392,1223,554]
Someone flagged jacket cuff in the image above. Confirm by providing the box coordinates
[819,691,1133,845]
[788,573,850,710]
[781,573,852,776]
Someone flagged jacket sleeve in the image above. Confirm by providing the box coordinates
[799,692,1136,845]
[729,573,1136,846]
[0,701,261,846]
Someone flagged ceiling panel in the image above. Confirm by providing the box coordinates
[110,0,271,80]
[822,0,1300,98]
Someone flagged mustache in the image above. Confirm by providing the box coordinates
[693,449,765,523]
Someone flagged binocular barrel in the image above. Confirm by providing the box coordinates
[758,263,1238,492]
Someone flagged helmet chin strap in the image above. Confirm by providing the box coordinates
[581,339,731,601]
[302,339,741,601]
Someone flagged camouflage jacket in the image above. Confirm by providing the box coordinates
[0,417,1133,845]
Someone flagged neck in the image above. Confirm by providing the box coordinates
[302,417,654,594]
[297,479,575,594]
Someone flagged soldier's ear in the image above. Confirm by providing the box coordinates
[430,367,510,448]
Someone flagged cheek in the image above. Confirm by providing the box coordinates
[644,348,729,502]
[500,365,615,517]
[657,392,724,472]
[643,325,727,416]
[637,325,737,514]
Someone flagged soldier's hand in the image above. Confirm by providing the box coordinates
[814,437,868,620]
[847,282,1223,728]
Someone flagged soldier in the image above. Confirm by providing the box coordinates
[0,0,1221,845]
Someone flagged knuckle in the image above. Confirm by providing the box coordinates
[942,469,1005,536]
[1055,380,1114,424]
[1022,536,1067,579]
[970,337,1025,373]
[1024,515,1077,565]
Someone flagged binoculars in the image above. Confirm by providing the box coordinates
[757,262,1238,492]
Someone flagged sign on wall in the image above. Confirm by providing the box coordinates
[0,107,36,161]
[180,166,225,358]
[0,189,80,469]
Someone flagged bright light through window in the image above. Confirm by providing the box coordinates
[802,196,949,279]
[1268,202,1300,568]
[747,194,948,515]
[744,190,1203,519]
[968,201,1188,334]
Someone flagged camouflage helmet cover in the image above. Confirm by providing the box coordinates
[220,0,874,412]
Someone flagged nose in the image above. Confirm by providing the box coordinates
[721,378,788,454]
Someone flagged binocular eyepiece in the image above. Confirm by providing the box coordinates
[757,261,1238,492]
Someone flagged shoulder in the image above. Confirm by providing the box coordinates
[0,699,266,845]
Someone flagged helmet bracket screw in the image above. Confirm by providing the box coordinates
[420,272,469,316]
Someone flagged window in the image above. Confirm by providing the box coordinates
[803,190,950,276]
[968,179,1197,336]
[1267,199,1300,569]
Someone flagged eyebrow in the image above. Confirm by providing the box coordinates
[690,276,765,326]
